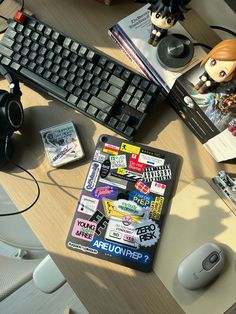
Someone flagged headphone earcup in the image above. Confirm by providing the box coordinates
[0,91,24,132]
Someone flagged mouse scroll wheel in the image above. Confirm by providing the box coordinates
[209,253,219,263]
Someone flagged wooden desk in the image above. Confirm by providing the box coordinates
[0,1,235,313]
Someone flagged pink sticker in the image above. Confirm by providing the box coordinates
[128,154,146,173]
[72,218,97,242]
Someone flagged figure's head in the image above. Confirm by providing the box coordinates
[201,39,236,83]
[148,0,191,30]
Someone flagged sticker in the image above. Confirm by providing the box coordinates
[129,191,154,208]
[84,162,101,191]
[138,153,165,167]
[99,175,127,190]
[111,168,142,182]
[100,159,110,178]
[105,217,138,248]
[150,182,166,196]
[142,165,172,182]
[89,210,109,235]
[135,180,150,195]
[120,142,140,155]
[110,155,127,169]
[91,238,151,265]
[150,196,164,220]
[77,195,99,215]
[114,199,147,217]
[140,148,164,158]
[102,198,117,218]
[128,154,146,173]
[93,149,107,163]
[103,143,119,155]
[92,184,118,199]
[135,220,160,247]
[67,241,98,254]
[71,218,97,242]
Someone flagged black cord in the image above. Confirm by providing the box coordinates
[210,25,236,37]
[0,0,24,34]
[0,133,40,217]
[193,43,212,50]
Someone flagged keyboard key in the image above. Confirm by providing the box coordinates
[109,75,125,89]
[0,44,14,58]
[98,90,116,106]
[89,96,112,113]
[87,105,98,116]
[96,110,108,122]
[20,67,68,99]
[77,100,88,111]
[67,94,78,105]
[108,85,121,97]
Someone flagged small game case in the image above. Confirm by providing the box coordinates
[40,121,84,167]
[66,135,180,272]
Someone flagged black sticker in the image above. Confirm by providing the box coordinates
[100,159,111,178]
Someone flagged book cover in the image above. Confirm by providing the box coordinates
[108,4,206,94]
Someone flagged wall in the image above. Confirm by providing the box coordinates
[190,0,236,39]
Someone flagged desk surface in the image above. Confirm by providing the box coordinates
[1,0,235,313]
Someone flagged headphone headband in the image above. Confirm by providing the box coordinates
[0,64,22,96]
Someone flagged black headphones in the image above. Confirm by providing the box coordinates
[0,64,24,166]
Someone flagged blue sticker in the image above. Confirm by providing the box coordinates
[91,237,151,264]
[92,184,118,199]
[129,191,154,208]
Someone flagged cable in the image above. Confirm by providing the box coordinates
[0,0,24,34]
[193,43,212,50]
[210,25,236,37]
[0,134,40,217]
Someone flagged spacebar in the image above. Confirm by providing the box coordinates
[20,68,68,99]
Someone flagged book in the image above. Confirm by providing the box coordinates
[66,135,180,272]
[108,4,206,94]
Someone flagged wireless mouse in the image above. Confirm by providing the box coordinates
[177,242,225,290]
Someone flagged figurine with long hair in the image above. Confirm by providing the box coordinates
[195,39,236,94]
[148,0,191,46]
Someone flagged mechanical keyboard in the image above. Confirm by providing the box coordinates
[0,12,161,139]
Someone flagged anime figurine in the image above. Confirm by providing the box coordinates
[148,0,191,47]
[194,39,236,94]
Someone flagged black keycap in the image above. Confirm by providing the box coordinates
[24,28,32,37]
[131,75,142,87]
[13,53,21,62]
[98,56,107,67]
[124,126,134,137]
[28,62,37,71]
[67,94,78,105]
[13,43,21,52]
[21,47,29,56]
[137,102,148,113]
[35,66,44,75]
[87,105,98,116]
[93,66,102,76]
[82,82,91,91]
[54,55,62,64]
[16,24,24,32]
[16,34,24,43]
[77,58,86,67]
[116,121,126,132]
[58,79,67,88]
[108,85,121,98]
[134,89,144,99]
[106,61,115,72]
[96,110,108,122]
[129,98,139,109]
[126,85,136,95]
[139,79,149,91]
[90,86,99,96]
[147,84,159,95]
[39,47,47,56]
[31,32,40,41]
[67,73,75,82]
[121,93,131,105]
[1,57,11,66]
[59,69,67,78]
[120,113,130,124]
[0,45,13,58]
[71,42,80,53]
[51,74,60,84]
[77,68,85,77]
[44,27,53,37]
[69,64,77,73]
[100,70,110,81]
[121,70,132,81]
[100,81,109,91]
[2,37,14,48]
[4,28,17,39]
[66,83,75,92]
[10,61,20,71]
[20,67,68,99]
[81,92,90,102]
[113,65,123,77]
[63,37,72,49]
[69,53,78,63]
[61,60,70,68]
[97,90,116,105]
[85,62,94,72]
[77,100,88,111]
[86,50,98,62]
[62,49,70,58]
[43,70,51,80]
[75,77,83,86]
[47,40,55,50]
[108,117,118,128]
[36,23,44,33]
[51,32,64,44]
[39,36,47,46]
[109,75,125,89]
[74,87,82,97]
[31,43,39,51]
[142,94,152,104]
[28,52,37,61]
[54,45,63,55]
[44,60,52,70]
[92,77,101,86]
[89,96,112,113]
[84,73,93,82]
[20,57,28,66]
[78,46,87,57]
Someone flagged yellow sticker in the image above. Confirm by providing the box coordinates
[111,210,141,223]
[102,198,116,218]
[117,168,125,175]
[120,143,140,155]
[150,196,164,220]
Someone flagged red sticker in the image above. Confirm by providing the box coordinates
[128,154,146,173]
[135,180,150,195]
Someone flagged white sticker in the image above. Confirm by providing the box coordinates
[110,155,127,169]
[138,153,165,167]
[84,162,101,191]
[93,149,107,163]
[135,220,160,247]
[77,195,99,215]
[150,182,166,196]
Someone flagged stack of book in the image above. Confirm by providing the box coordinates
[108,4,205,95]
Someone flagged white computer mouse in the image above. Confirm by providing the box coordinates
[177,242,225,290]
